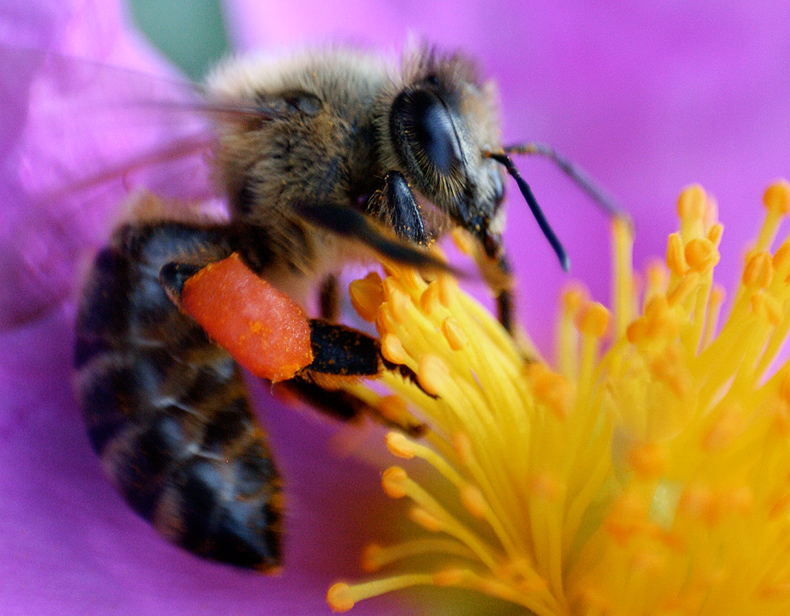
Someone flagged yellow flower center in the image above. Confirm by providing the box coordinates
[327,180,790,615]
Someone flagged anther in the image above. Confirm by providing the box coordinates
[433,568,467,586]
[417,354,449,396]
[702,405,743,451]
[382,467,409,499]
[349,272,384,322]
[743,251,774,288]
[561,283,588,317]
[666,233,688,276]
[327,583,355,612]
[361,544,383,572]
[530,366,574,419]
[420,282,442,316]
[437,275,457,308]
[772,243,790,278]
[442,317,468,350]
[677,184,707,222]
[459,484,487,518]
[575,302,610,338]
[386,432,416,459]
[385,284,411,323]
[684,237,720,273]
[667,272,700,306]
[452,432,473,465]
[409,506,444,532]
[626,443,667,478]
[378,395,411,425]
[375,305,398,337]
[764,180,790,215]
[751,291,782,326]
[707,222,724,247]
[381,333,409,365]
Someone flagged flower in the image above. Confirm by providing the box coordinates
[2,1,789,615]
[329,181,790,615]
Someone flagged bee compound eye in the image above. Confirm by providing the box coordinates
[391,88,462,177]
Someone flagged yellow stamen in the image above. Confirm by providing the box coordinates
[330,181,790,616]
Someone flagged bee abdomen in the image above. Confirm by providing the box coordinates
[75,222,282,570]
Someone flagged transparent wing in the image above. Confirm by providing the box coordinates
[0,47,229,329]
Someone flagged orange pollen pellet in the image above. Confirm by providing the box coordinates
[666,233,688,275]
[764,180,790,214]
[677,184,707,221]
[459,484,487,518]
[385,432,416,459]
[381,333,409,365]
[382,467,409,498]
[743,251,774,288]
[348,273,384,322]
[442,317,468,350]
[417,354,449,396]
[575,302,610,338]
[684,237,720,273]
[326,583,355,612]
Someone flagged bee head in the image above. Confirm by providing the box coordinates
[387,49,507,259]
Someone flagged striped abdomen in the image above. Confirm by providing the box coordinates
[74,221,282,570]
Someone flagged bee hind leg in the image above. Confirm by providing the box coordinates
[293,319,426,434]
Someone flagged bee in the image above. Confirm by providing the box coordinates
[74,45,621,571]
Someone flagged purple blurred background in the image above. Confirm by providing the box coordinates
[1,1,789,615]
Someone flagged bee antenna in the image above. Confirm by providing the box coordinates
[503,142,628,221]
[486,152,570,272]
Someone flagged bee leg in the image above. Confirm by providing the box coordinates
[497,288,515,335]
[288,319,426,434]
[294,201,460,276]
[319,274,339,320]
[367,171,427,244]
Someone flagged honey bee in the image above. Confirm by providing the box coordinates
[74,45,621,571]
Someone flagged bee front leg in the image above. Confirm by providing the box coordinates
[367,171,427,244]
